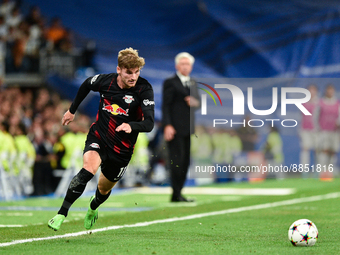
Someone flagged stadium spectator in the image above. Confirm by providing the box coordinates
[227,129,242,165]
[26,16,46,72]
[6,6,22,28]
[162,52,200,202]
[0,15,8,41]
[263,126,284,179]
[0,0,15,19]
[0,95,11,122]
[45,16,66,49]
[300,84,319,177]
[191,125,213,167]
[14,122,35,195]
[59,121,84,170]
[31,121,54,196]
[25,5,43,26]
[7,20,30,72]
[51,130,65,170]
[0,121,16,172]
[315,84,340,180]
[34,87,51,116]
[55,28,74,53]
[236,115,258,152]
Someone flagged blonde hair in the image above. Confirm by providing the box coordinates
[175,52,195,65]
[118,47,145,69]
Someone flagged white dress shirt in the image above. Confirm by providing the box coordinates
[176,71,191,87]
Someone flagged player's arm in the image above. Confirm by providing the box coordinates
[62,75,101,126]
[117,87,155,133]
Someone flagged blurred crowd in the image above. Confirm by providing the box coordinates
[0,85,169,197]
[0,0,74,73]
[0,86,91,196]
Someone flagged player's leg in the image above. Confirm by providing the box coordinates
[48,151,101,231]
[317,131,328,167]
[319,131,334,180]
[84,172,117,230]
[92,172,117,208]
[324,131,339,180]
[300,131,311,178]
[84,155,128,230]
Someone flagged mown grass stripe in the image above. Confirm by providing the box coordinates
[1,192,339,247]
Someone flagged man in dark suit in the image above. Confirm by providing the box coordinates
[162,52,200,202]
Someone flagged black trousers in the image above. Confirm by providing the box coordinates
[167,134,191,198]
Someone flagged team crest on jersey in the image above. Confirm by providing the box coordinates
[91,74,100,84]
[90,143,100,149]
[123,95,134,103]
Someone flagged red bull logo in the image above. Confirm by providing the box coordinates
[102,104,129,116]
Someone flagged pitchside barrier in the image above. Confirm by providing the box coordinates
[0,152,28,200]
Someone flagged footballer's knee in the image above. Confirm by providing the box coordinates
[83,151,101,174]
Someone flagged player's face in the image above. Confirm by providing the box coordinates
[176,57,193,76]
[308,86,318,98]
[117,66,140,89]
[325,86,335,98]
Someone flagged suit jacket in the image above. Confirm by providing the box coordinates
[162,74,200,136]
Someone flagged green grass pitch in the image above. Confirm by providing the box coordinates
[0,178,339,254]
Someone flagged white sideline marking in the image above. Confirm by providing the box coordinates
[0,212,33,217]
[0,192,339,247]
[132,187,295,196]
[0,224,24,227]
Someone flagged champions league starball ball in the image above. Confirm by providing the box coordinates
[288,219,318,247]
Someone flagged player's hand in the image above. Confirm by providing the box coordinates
[62,110,75,126]
[184,96,199,107]
[116,123,132,133]
[164,125,176,141]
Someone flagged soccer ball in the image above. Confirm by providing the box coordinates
[288,219,318,247]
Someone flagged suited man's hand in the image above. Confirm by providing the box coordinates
[184,96,199,107]
[164,125,176,141]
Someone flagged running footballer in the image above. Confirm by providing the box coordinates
[48,47,154,231]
